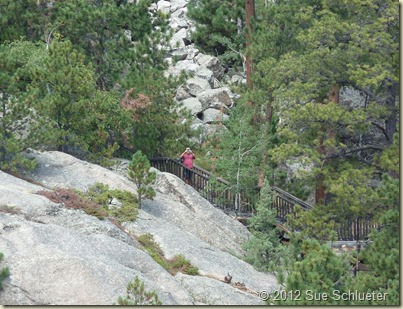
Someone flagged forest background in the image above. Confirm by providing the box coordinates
[0,0,399,305]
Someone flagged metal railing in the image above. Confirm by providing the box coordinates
[148,157,379,240]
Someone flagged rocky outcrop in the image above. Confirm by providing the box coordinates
[0,151,279,305]
[151,0,246,144]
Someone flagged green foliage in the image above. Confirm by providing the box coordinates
[83,183,139,224]
[10,0,158,90]
[169,254,199,276]
[0,40,43,172]
[0,252,10,290]
[38,183,138,223]
[346,162,399,305]
[30,37,96,153]
[243,179,287,271]
[0,0,193,160]
[137,234,198,276]
[38,188,109,219]
[128,151,156,208]
[211,104,262,193]
[187,0,245,67]
[117,275,162,305]
[273,239,352,305]
[137,233,168,269]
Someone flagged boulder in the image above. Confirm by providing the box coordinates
[170,48,189,60]
[165,59,200,77]
[181,97,203,115]
[171,7,187,19]
[231,74,244,85]
[0,213,192,305]
[170,28,189,49]
[169,17,189,31]
[170,0,189,13]
[186,46,199,60]
[174,86,192,101]
[195,53,223,79]
[185,77,211,96]
[194,68,215,87]
[22,150,135,193]
[0,151,280,305]
[189,119,207,144]
[175,273,264,305]
[157,0,171,14]
[196,88,234,110]
[200,109,229,123]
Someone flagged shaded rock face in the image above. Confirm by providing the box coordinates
[0,151,279,305]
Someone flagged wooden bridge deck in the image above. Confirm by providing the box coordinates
[149,157,378,241]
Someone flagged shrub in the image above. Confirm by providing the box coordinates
[0,205,21,215]
[128,151,156,209]
[82,183,139,224]
[37,188,108,219]
[0,252,10,289]
[137,234,198,276]
[117,275,162,305]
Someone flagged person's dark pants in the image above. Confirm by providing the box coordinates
[183,168,193,184]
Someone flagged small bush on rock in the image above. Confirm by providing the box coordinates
[137,234,199,276]
[128,151,156,209]
[117,275,162,305]
[37,188,108,219]
[38,184,139,223]
[0,205,21,215]
[0,252,10,289]
[82,182,139,223]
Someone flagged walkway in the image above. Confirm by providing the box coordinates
[149,157,378,241]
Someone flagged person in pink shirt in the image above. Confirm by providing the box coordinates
[180,147,196,185]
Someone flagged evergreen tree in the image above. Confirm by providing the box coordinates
[128,150,157,209]
[187,0,245,67]
[0,40,43,171]
[211,103,262,205]
[243,179,286,271]
[273,239,352,305]
[255,0,399,219]
[29,37,97,153]
[49,0,157,90]
[347,133,399,305]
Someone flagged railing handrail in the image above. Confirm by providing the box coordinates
[271,186,313,210]
[146,156,378,241]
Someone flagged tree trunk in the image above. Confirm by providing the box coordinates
[384,79,397,145]
[258,102,273,188]
[245,0,255,90]
[315,84,339,205]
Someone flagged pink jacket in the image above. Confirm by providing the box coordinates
[181,153,195,169]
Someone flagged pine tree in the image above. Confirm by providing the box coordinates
[347,133,399,305]
[253,0,399,219]
[211,103,262,205]
[40,0,157,90]
[187,0,245,67]
[29,37,97,153]
[128,150,156,209]
[0,40,44,171]
[242,179,286,271]
[273,239,352,305]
